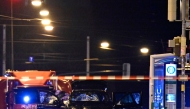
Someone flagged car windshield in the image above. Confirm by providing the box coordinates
[70,91,109,102]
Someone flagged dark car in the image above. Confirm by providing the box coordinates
[67,80,112,109]
[67,80,143,109]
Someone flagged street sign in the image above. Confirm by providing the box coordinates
[165,64,177,76]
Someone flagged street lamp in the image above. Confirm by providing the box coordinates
[38,8,53,31]
[100,42,149,54]
[140,47,149,54]
[31,0,42,6]
[39,10,49,16]
[100,42,110,49]
[41,19,51,25]
[44,25,54,31]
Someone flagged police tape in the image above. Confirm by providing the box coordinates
[0,76,188,80]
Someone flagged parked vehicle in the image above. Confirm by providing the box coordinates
[0,70,72,109]
[67,80,113,109]
[67,80,143,109]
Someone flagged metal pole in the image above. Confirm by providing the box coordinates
[6,78,8,92]
[86,36,90,76]
[2,25,6,76]
[55,79,58,90]
[11,0,14,70]
[181,0,186,109]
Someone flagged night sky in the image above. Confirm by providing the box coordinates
[1,0,190,108]
[0,0,185,75]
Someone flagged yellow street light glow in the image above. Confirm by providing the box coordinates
[44,25,54,31]
[41,19,51,25]
[140,47,149,54]
[31,0,42,6]
[40,10,49,16]
[100,42,109,49]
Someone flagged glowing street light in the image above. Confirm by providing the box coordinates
[140,47,149,54]
[31,0,42,6]
[40,10,49,16]
[41,19,51,25]
[100,42,109,49]
[44,25,54,31]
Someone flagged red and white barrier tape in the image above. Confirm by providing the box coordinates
[0,76,188,80]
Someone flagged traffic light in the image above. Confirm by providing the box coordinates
[174,36,181,57]
[168,36,181,57]
[168,0,177,22]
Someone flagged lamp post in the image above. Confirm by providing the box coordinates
[85,36,99,76]
[2,25,6,76]
[86,36,90,76]
[180,0,187,109]
[11,0,14,70]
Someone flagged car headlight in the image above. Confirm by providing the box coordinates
[71,107,77,109]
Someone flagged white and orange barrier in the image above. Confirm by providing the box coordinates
[0,75,188,81]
